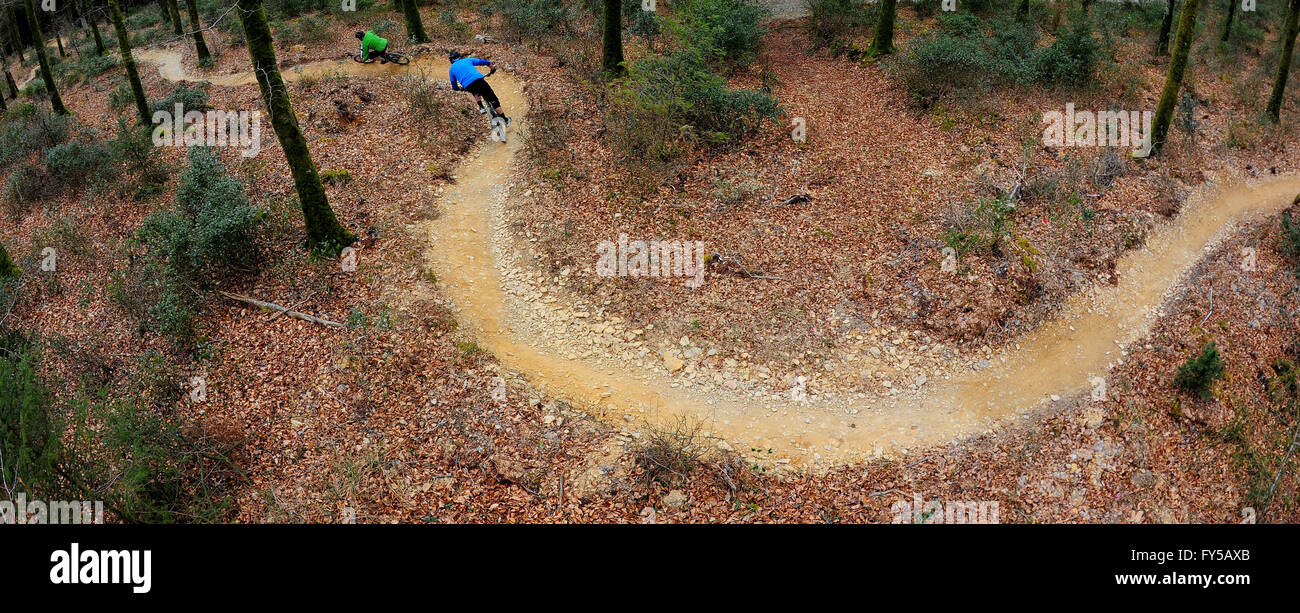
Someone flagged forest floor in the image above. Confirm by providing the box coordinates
[4,7,1300,522]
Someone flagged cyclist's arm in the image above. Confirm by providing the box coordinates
[449,69,460,91]
[360,41,369,61]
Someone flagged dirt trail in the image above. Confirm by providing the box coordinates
[133,46,1300,468]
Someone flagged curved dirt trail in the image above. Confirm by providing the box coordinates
[132,46,1300,468]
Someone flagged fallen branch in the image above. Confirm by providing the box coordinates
[218,291,344,328]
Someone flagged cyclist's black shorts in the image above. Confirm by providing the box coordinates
[464,78,500,109]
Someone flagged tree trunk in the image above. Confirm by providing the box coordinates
[236,0,356,256]
[1157,0,1176,55]
[601,0,623,77]
[868,0,897,58]
[8,3,24,63]
[1018,0,1030,20]
[0,240,20,279]
[1220,0,1236,42]
[1268,0,1300,121]
[1149,0,1202,156]
[24,0,68,115]
[183,0,210,62]
[4,65,17,98]
[400,0,428,43]
[0,82,7,112]
[56,33,65,58]
[107,0,149,123]
[166,0,184,36]
[85,0,106,56]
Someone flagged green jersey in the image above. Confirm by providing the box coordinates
[360,31,387,61]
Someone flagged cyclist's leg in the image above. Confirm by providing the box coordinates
[474,80,505,120]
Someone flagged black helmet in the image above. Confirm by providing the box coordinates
[448,50,462,62]
[354,31,365,39]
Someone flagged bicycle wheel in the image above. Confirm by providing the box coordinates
[388,52,410,66]
[351,54,372,64]
[490,116,507,143]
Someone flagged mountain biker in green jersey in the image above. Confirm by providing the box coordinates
[355,30,395,64]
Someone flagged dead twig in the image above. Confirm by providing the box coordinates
[219,291,344,328]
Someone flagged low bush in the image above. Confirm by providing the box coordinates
[113,147,264,345]
[44,140,116,186]
[896,13,1098,106]
[151,84,211,114]
[677,0,768,67]
[1175,342,1225,401]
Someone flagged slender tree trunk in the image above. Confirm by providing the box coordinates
[0,81,7,112]
[8,4,24,63]
[1220,0,1236,41]
[0,240,20,279]
[236,0,356,255]
[84,0,106,55]
[868,0,897,57]
[24,0,68,114]
[55,33,65,58]
[1018,0,1030,20]
[1268,0,1300,121]
[165,0,183,36]
[400,0,428,43]
[1157,0,1176,55]
[4,65,17,98]
[107,0,149,123]
[601,0,623,77]
[1052,0,1064,31]
[183,0,210,62]
[1149,0,1202,156]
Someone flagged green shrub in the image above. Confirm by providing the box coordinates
[943,195,1017,258]
[116,147,264,344]
[273,14,334,45]
[0,110,72,168]
[677,0,768,66]
[1034,16,1100,85]
[0,329,59,496]
[1175,342,1225,400]
[21,78,46,98]
[4,160,55,213]
[1281,211,1300,273]
[151,84,211,114]
[44,140,116,185]
[77,54,120,78]
[805,0,870,52]
[485,0,573,39]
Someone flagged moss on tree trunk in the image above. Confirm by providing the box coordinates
[237,0,355,256]
[166,0,184,36]
[183,0,210,62]
[1149,0,1202,156]
[1220,0,1236,41]
[400,0,428,44]
[0,240,21,279]
[107,0,149,123]
[24,0,68,115]
[602,0,623,77]
[1268,0,1300,121]
[867,0,897,58]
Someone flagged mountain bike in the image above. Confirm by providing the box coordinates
[351,50,410,66]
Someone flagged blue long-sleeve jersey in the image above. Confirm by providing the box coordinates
[449,58,491,90]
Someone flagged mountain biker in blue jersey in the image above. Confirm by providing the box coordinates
[448,51,510,126]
